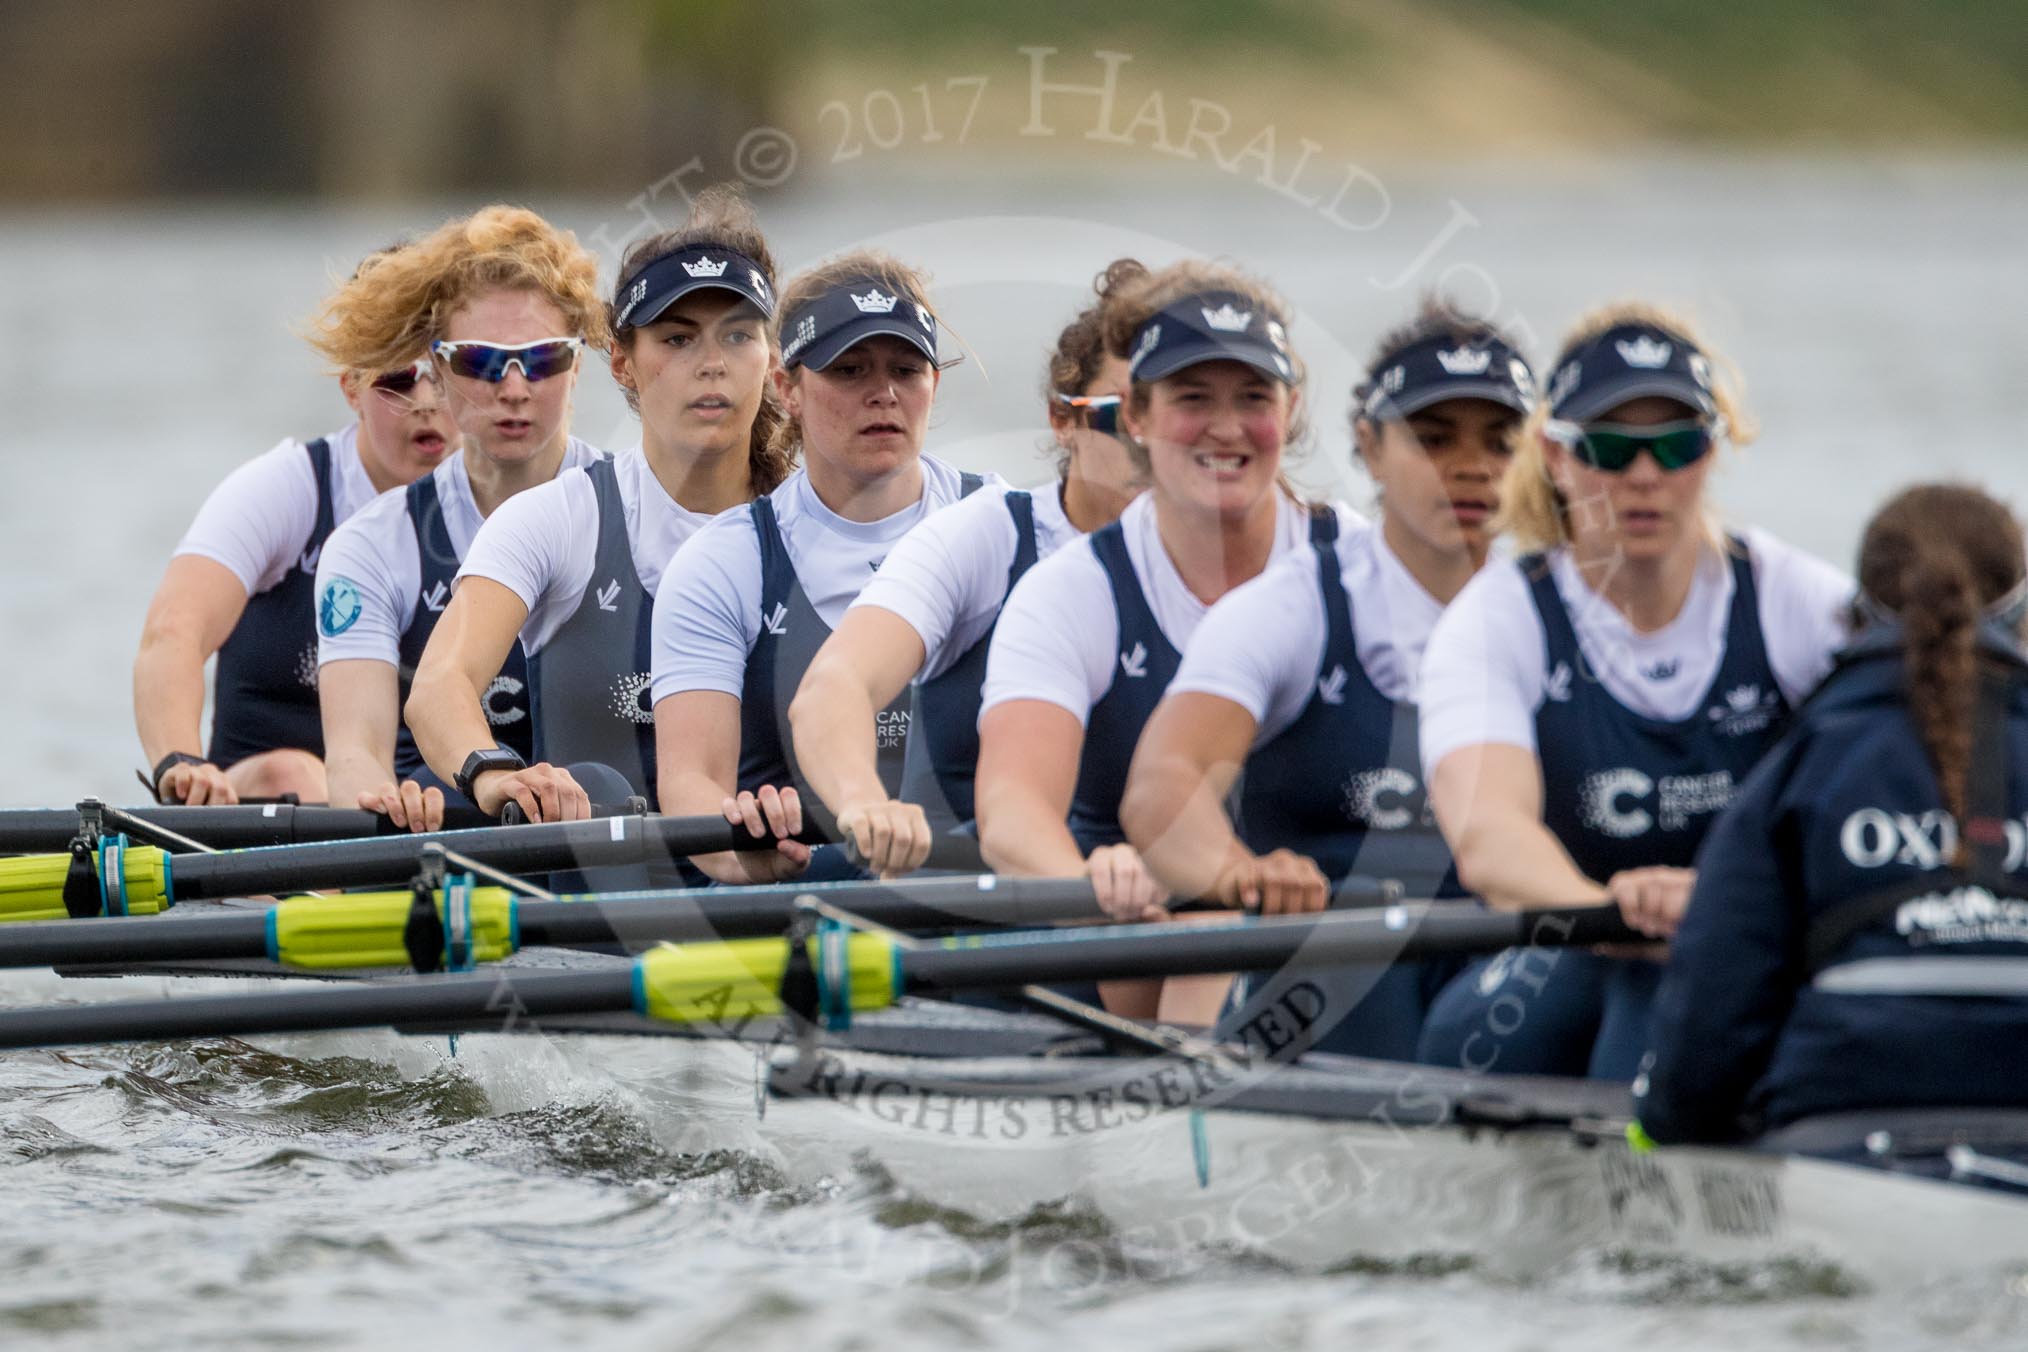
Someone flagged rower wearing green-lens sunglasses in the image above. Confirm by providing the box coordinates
[1544,416,1717,473]
[1416,308,1858,1086]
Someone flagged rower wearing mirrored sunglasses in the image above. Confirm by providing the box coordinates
[650,250,994,884]
[132,239,458,810]
[1415,308,1855,1080]
[975,261,1361,1025]
[1120,299,1532,1060]
[785,258,1148,876]
[313,206,607,832]
[409,186,786,829]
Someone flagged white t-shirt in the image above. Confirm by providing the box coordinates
[1417,527,1855,774]
[1169,519,1445,744]
[457,445,716,658]
[980,493,1364,726]
[315,439,603,666]
[651,455,993,704]
[174,425,380,597]
[847,478,1084,682]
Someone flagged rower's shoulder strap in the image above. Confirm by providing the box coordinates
[958,471,985,498]
[304,437,336,541]
[1003,489,1038,586]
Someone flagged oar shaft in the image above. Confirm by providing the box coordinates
[900,904,1635,989]
[0,804,513,853]
[521,875,1106,947]
[168,814,752,899]
[7,913,272,968]
[0,968,630,1048]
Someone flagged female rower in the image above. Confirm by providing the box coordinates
[1415,305,1853,1079]
[975,260,1355,1021]
[1118,302,1533,1057]
[314,206,606,830]
[650,250,985,883]
[408,186,784,825]
[133,241,456,807]
[786,259,1147,874]
[1637,484,2028,1147]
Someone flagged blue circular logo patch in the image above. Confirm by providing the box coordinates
[319,576,363,638]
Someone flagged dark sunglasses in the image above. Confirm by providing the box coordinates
[1548,418,1715,473]
[430,337,583,384]
[369,360,435,398]
[1056,393,1123,437]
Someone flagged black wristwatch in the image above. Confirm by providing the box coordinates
[455,746,527,807]
[149,751,208,803]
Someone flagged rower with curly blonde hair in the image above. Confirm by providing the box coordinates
[132,237,460,810]
[311,204,608,831]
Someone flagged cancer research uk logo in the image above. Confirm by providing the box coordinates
[318,576,363,637]
[1578,767,1736,838]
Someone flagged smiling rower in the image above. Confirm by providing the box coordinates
[975,261,1357,1022]
[650,250,991,883]
[133,239,456,808]
[1415,305,1853,1079]
[313,206,607,830]
[408,187,784,827]
[786,259,1146,874]
[1120,301,1532,1057]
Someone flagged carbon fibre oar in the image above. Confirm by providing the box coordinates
[0,873,1118,971]
[0,801,607,853]
[0,873,1401,973]
[0,815,986,922]
[0,902,1638,1050]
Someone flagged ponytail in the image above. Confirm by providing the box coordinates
[1856,484,2026,851]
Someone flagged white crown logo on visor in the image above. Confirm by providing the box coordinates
[852,290,899,313]
[1201,303,1252,333]
[682,256,729,278]
[1616,335,1672,369]
[1437,346,1492,376]
[783,314,817,360]
[1132,323,1162,365]
[1549,360,1582,406]
[621,278,647,319]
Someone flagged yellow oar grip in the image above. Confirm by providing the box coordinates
[0,843,170,923]
[633,932,899,1027]
[267,888,516,969]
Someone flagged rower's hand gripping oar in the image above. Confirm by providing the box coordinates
[0,900,1643,1051]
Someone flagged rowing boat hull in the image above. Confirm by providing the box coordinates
[22,960,2028,1290]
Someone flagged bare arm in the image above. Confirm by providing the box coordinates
[1428,743,1609,911]
[132,555,248,803]
[407,578,583,821]
[1121,692,1327,914]
[976,700,1168,921]
[319,659,402,806]
[655,689,809,884]
[317,658,439,831]
[788,607,931,874]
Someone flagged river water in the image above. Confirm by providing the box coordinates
[1,155,2027,1347]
